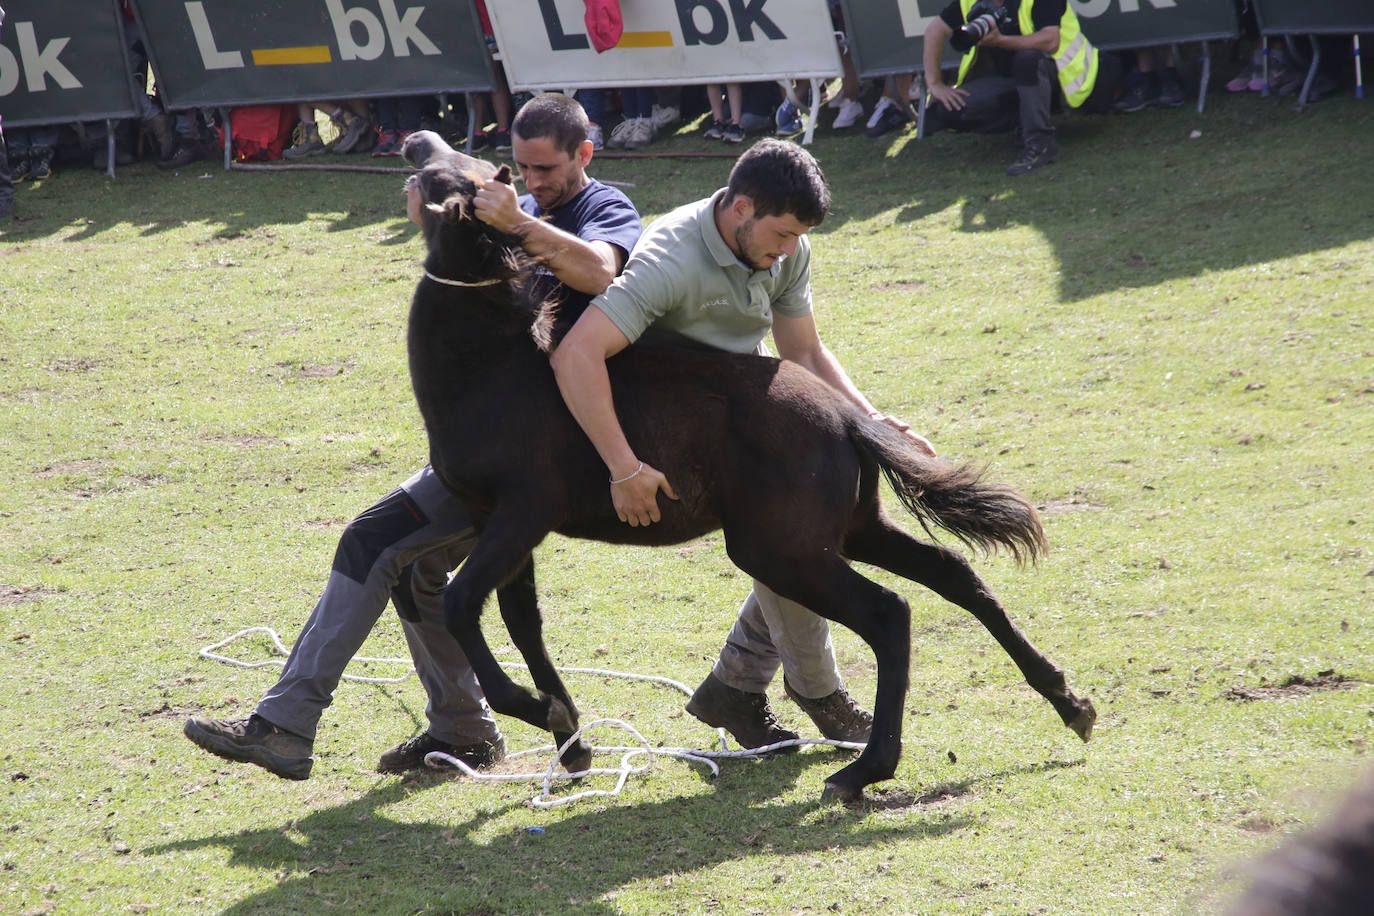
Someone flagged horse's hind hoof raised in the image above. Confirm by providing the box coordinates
[1068,701,1096,742]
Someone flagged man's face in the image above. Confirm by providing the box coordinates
[733,210,811,272]
[511,135,588,211]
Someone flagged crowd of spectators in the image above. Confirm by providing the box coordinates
[0,0,1366,221]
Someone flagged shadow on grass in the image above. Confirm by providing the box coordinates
[820,94,1374,302]
[144,753,1083,913]
[8,97,1364,305]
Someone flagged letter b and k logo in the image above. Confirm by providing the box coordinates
[187,0,439,71]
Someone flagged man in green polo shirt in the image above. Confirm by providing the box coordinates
[550,139,935,748]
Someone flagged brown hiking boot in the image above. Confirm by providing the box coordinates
[183,714,313,780]
[377,731,507,774]
[783,679,873,743]
[685,672,799,751]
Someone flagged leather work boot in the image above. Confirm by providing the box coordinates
[685,672,799,751]
[784,679,873,743]
[183,714,313,780]
[377,731,507,773]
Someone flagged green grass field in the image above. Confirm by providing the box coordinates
[2,89,1372,915]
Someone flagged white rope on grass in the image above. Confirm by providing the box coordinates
[198,626,865,806]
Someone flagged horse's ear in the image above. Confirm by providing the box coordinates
[430,194,468,222]
[495,165,513,185]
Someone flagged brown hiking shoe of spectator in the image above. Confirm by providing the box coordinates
[183,714,313,780]
[784,679,873,743]
[377,732,507,774]
[685,672,799,751]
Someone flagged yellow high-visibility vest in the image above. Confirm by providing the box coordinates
[955,0,1099,108]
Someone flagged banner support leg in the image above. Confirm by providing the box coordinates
[221,108,232,170]
[1297,35,1320,107]
[1355,36,1364,100]
[105,119,116,180]
[916,71,928,140]
[1196,41,1211,115]
[804,77,822,146]
[465,92,478,156]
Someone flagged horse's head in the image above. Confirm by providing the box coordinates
[402,130,524,284]
[401,130,556,349]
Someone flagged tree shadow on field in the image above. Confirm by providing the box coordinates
[816,96,1374,303]
[144,750,1066,914]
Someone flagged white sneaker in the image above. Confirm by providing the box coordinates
[607,119,636,150]
[866,96,893,130]
[650,104,679,130]
[832,98,864,129]
[623,117,656,150]
[587,123,604,151]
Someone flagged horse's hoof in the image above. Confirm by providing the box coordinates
[821,780,864,805]
[558,738,593,775]
[1069,701,1097,742]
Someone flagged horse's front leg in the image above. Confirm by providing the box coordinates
[442,519,569,740]
[496,559,592,773]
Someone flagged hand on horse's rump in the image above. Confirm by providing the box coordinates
[611,462,677,527]
[876,414,937,457]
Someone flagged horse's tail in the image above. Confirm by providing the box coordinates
[852,420,1047,565]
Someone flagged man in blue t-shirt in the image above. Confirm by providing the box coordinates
[185,94,642,781]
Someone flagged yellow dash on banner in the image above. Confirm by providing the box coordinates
[252,46,333,65]
[615,31,673,49]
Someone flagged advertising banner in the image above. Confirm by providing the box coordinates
[845,0,1240,77]
[0,0,138,129]
[487,0,842,91]
[129,0,492,110]
[1069,0,1239,51]
[839,0,961,78]
[1253,0,1374,35]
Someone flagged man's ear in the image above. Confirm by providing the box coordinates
[495,164,513,185]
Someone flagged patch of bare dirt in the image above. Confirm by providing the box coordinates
[201,433,279,448]
[1223,672,1361,702]
[862,782,969,813]
[32,459,111,477]
[298,362,346,379]
[1,585,62,607]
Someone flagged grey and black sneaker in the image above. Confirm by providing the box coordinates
[783,679,872,743]
[330,113,373,154]
[377,731,507,773]
[1006,140,1060,176]
[701,118,727,140]
[685,672,799,751]
[721,122,745,144]
[183,714,314,780]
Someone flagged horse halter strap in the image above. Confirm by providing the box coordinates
[423,269,503,288]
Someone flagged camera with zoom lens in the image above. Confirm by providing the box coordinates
[949,0,1015,52]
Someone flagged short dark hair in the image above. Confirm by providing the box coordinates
[724,138,830,227]
[511,93,590,158]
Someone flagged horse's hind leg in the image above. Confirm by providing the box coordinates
[845,516,1095,741]
[733,544,912,802]
[496,560,592,773]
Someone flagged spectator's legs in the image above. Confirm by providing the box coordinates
[1013,50,1056,150]
[0,123,13,218]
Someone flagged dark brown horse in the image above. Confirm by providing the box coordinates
[400,131,1094,803]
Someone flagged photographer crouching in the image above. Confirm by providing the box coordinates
[922,0,1121,176]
